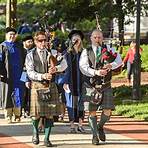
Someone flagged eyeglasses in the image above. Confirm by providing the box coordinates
[37,39,46,42]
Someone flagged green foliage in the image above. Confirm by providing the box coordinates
[15,0,114,31]
[0,29,5,43]
[113,84,148,105]
[141,45,148,71]
[55,29,68,40]
[113,83,148,121]
[0,15,5,43]
[113,102,148,121]
[75,19,96,32]
[113,85,132,98]
[17,0,50,4]
[17,2,51,25]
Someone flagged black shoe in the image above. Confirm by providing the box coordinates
[32,135,39,145]
[92,136,99,145]
[44,140,53,147]
[98,127,106,141]
[77,126,85,133]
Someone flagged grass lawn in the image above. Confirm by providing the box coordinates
[112,90,148,121]
[113,102,148,121]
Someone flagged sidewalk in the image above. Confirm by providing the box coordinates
[0,109,148,148]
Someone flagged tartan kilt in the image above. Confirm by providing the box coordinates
[30,81,61,117]
[82,82,115,111]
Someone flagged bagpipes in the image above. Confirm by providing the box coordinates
[33,11,66,34]
[90,12,121,87]
[99,47,117,64]
[89,44,118,105]
[94,11,122,75]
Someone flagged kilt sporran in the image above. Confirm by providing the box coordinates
[82,82,111,105]
[37,88,51,103]
[82,82,102,105]
[90,87,102,105]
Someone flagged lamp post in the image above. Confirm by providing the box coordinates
[132,0,141,100]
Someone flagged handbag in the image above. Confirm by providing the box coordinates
[37,88,51,103]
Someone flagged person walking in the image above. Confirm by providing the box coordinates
[0,27,24,123]
[52,39,67,122]
[63,30,85,133]
[25,31,67,147]
[79,29,122,145]
[20,35,34,117]
[122,40,143,85]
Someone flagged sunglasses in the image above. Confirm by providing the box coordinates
[37,39,46,42]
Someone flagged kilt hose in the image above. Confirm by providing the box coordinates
[30,81,61,118]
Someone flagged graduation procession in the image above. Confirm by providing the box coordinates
[0,0,148,147]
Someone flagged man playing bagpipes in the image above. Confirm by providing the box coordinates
[25,31,67,147]
[79,29,122,145]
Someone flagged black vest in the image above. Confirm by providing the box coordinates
[32,49,48,74]
[32,48,54,83]
[83,45,112,87]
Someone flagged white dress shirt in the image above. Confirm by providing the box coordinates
[37,48,46,64]
[25,48,68,81]
[79,45,122,77]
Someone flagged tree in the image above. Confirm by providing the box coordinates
[112,0,148,45]
[6,0,11,27]
[5,0,17,27]
[2,0,148,37]
[11,0,17,27]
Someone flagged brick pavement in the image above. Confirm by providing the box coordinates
[0,109,148,148]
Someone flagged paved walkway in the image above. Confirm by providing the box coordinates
[0,109,148,148]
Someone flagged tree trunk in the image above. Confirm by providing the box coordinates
[6,0,11,27]
[11,0,17,28]
[6,0,17,28]
[118,15,124,46]
[116,0,125,46]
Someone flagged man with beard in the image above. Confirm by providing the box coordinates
[20,35,34,117]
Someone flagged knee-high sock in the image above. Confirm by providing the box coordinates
[44,119,52,141]
[98,113,110,129]
[88,116,98,137]
[32,118,40,135]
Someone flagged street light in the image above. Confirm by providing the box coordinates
[132,0,141,100]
